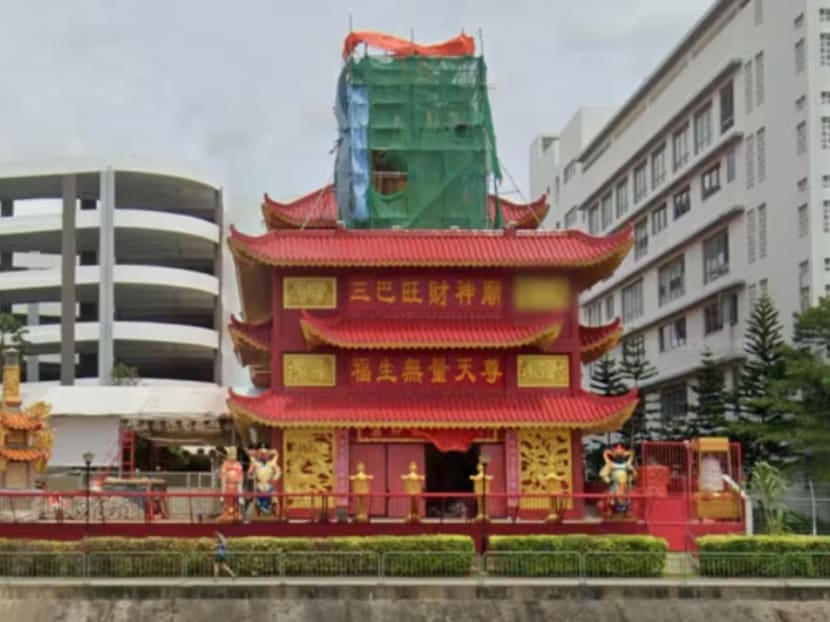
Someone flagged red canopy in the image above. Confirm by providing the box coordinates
[343,31,475,59]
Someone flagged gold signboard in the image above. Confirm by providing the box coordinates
[283,354,336,387]
[283,277,337,309]
[513,276,570,312]
[517,355,570,388]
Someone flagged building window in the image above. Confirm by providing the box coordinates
[659,318,687,353]
[800,260,811,311]
[600,192,613,230]
[823,117,830,149]
[824,175,830,189]
[759,278,768,298]
[694,104,712,154]
[744,60,753,113]
[749,284,758,310]
[795,13,804,29]
[720,81,734,132]
[651,203,667,235]
[825,258,830,271]
[756,128,766,182]
[822,8,830,21]
[754,0,763,25]
[661,383,688,420]
[586,300,603,325]
[564,206,578,228]
[702,163,721,200]
[563,160,576,184]
[658,256,685,306]
[605,295,615,321]
[726,147,736,182]
[755,52,765,106]
[651,144,666,189]
[798,204,809,237]
[824,200,830,233]
[797,121,807,154]
[588,204,599,234]
[746,135,755,187]
[703,229,730,284]
[633,161,648,203]
[634,218,648,260]
[758,204,767,258]
[796,95,806,111]
[747,208,757,264]
[673,186,691,219]
[704,293,738,335]
[621,280,644,322]
[796,39,806,74]
[798,178,808,192]
[672,125,689,170]
[822,33,830,67]
[615,178,629,218]
[823,91,830,105]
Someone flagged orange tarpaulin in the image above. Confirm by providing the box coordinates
[343,31,475,59]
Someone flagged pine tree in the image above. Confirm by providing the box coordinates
[689,348,728,437]
[619,338,659,448]
[586,354,628,476]
[732,295,788,470]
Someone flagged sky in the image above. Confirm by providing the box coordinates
[0,0,714,231]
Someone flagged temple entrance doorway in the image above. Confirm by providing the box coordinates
[424,444,479,519]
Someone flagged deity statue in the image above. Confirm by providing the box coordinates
[401,461,425,523]
[246,447,281,518]
[349,462,373,523]
[218,447,243,522]
[543,470,568,523]
[598,444,637,518]
[469,461,493,522]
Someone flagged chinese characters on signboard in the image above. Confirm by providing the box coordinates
[347,276,503,311]
[347,353,505,389]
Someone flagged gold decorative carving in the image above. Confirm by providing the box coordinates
[283,429,335,510]
[2,364,21,406]
[519,428,572,510]
[513,276,570,312]
[283,354,336,387]
[283,277,337,309]
[517,355,570,388]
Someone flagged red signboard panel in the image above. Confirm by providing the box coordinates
[347,274,504,314]
[344,352,505,390]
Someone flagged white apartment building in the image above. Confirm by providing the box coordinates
[530,0,830,419]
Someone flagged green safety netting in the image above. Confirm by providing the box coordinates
[347,55,500,229]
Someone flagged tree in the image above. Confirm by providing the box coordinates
[689,348,728,437]
[112,360,141,386]
[770,297,830,481]
[0,312,29,352]
[749,460,788,535]
[731,295,789,470]
[619,338,659,448]
[586,354,628,476]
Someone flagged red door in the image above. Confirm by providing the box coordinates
[349,444,387,516]
[386,443,425,518]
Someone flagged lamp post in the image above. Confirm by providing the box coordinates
[82,452,94,525]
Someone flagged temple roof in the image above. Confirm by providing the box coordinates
[579,319,623,364]
[262,187,550,231]
[0,447,48,462]
[227,388,638,433]
[229,225,632,272]
[0,412,43,431]
[299,312,564,350]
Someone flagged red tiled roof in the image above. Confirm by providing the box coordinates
[579,319,623,364]
[0,412,43,431]
[0,448,48,462]
[262,187,550,231]
[227,388,639,432]
[229,315,271,352]
[300,312,564,350]
[229,225,633,273]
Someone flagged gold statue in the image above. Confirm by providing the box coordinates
[349,462,373,523]
[401,461,425,523]
[469,461,493,522]
[543,470,567,522]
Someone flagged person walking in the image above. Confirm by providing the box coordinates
[213,530,236,579]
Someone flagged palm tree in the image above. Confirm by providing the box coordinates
[0,313,29,353]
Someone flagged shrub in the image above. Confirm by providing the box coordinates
[697,535,830,578]
[486,535,667,577]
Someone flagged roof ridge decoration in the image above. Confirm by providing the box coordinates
[227,388,639,434]
[579,319,624,364]
[261,188,550,231]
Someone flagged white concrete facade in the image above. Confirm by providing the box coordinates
[530,0,830,416]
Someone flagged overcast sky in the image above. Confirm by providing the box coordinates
[0,0,713,230]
